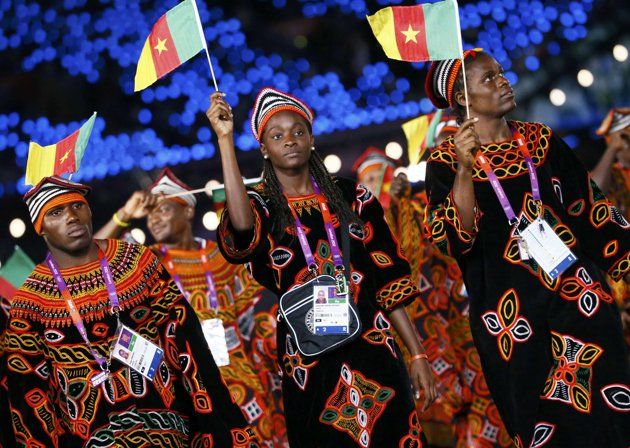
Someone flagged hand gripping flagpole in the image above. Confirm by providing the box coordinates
[191,0,219,92]
[452,0,470,119]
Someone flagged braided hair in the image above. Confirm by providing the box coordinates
[262,150,362,240]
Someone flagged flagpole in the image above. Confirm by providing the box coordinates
[191,0,219,92]
[452,0,470,119]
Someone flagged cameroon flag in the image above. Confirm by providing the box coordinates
[135,0,206,92]
[402,109,443,165]
[367,0,461,62]
[25,112,97,186]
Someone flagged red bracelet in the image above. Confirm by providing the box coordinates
[409,353,429,363]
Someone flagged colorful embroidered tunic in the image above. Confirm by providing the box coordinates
[218,178,424,447]
[386,193,512,448]
[151,239,286,445]
[2,239,260,447]
[424,121,630,447]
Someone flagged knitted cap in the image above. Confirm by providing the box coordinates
[250,87,315,142]
[23,176,91,234]
[150,168,196,207]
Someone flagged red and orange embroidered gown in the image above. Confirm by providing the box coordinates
[151,239,287,446]
[218,178,424,447]
[424,121,630,447]
[386,193,512,448]
[2,240,260,447]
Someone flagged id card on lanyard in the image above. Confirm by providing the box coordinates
[47,243,163,386]
[476,130,577,280]
[286,178,350,335]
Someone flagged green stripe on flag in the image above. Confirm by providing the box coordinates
[166,0,204,64]
[0,246,35,289]
[75,112,97,168]
[424,0,461,60]
[425,109,444,149]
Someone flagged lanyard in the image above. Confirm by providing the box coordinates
[475,130,542,226]
[160,239,219,309]
[285,178,344,274]
[46,243,119,371]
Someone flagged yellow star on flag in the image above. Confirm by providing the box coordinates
[401,24,420,44]
[59,149,72,163]
[154,38,168,55]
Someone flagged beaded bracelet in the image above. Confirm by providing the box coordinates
[112,212,131,228]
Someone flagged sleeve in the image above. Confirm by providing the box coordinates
[549,133,630,281]
[217,191,272,264]
[354,184,420,311]
[3,301,61,447]
[153,261,261,447]
[423,156,482,261]
[384,194,426,280]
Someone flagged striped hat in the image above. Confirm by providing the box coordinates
[23,176,91,234]
[425,49,482,109]
[596,108,630,136]
[150,168,196,207]
[250,87,315,142]
[351,146,396,176]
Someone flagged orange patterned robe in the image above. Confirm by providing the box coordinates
[2,239,260,447]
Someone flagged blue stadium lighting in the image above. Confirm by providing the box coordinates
[1,0,601,194]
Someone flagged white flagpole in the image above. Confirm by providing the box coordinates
[452,0,470,119]
[191,0,219,92]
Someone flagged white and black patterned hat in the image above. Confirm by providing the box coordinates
[150,168,196,207]
[250,87,314,142]
[596,108,630,136]
[23,176,91,233]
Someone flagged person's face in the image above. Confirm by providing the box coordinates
[456,52,516,119]
[358,167,384,195]
[260,111,314,172]
[41,201,93,254]
[147,199,193,243]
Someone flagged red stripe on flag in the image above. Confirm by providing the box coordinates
[393,6,429,62]
[54,129,79,175]
[0,277,17,300]
[150,15,182,78]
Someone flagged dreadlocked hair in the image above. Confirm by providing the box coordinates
[262,150,362,240]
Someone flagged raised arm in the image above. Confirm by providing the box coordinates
[94,191,157,239]
[206,92,253,232]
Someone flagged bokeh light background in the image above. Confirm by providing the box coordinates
[0,0,628,259]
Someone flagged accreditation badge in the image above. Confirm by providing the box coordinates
[519,218,577,280]
[112,325,164,380]
[313,282,350,335]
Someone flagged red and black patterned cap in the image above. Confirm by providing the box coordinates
[250,87,315,142]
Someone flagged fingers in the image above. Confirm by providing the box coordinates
[456,117,479,135]
[411,373,422,402]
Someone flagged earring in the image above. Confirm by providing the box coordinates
[263,154,269,159]
[311,146,315,151]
